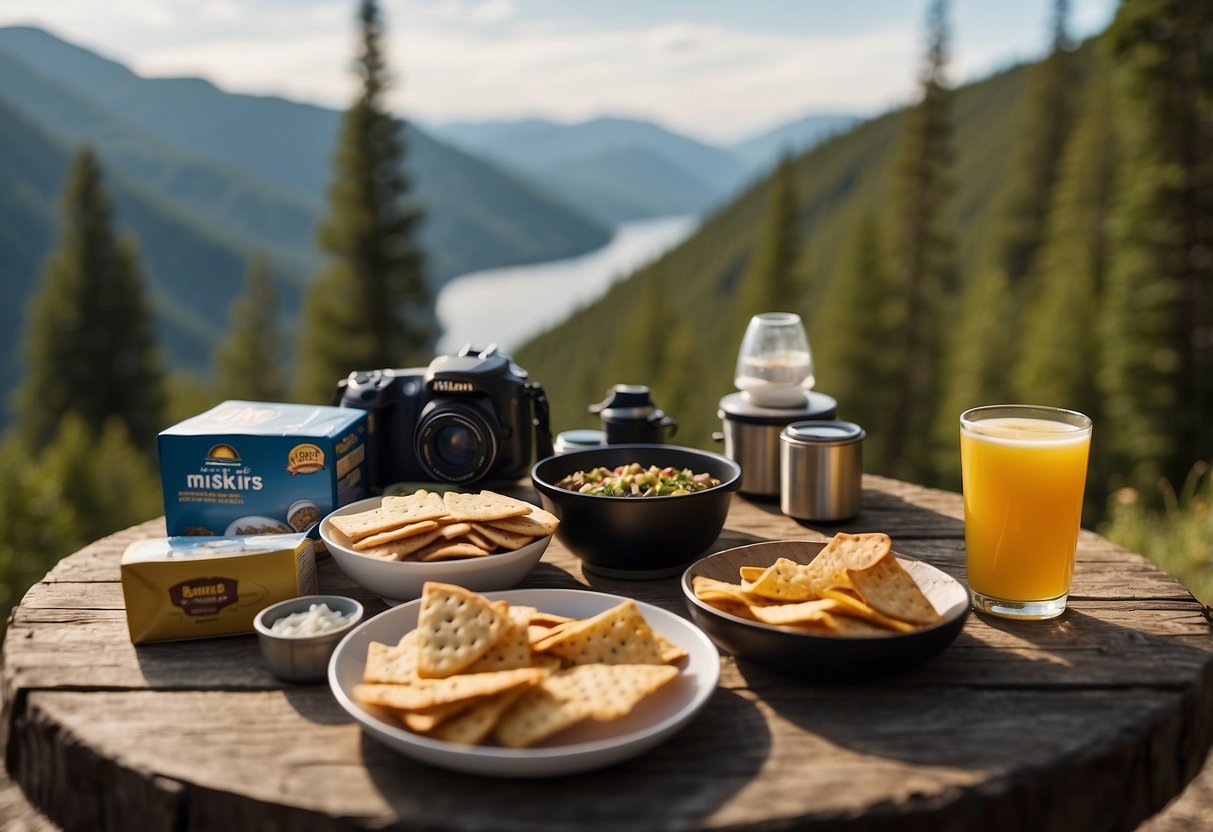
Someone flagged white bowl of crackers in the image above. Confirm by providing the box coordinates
[319,489,559,604]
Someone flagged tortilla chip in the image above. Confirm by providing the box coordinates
[845,554,941,626]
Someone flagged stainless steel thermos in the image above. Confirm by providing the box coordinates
[779,420,865,522]
[716,392,837,497]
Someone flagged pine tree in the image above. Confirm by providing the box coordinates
[738,155,801,323]
[14,145,165,451]
[882,0,956,481]
[1098,0,1213,495]
[991,0,1078,294]
[1013,58,1117,416]
[214,252,286,401]
[931,265,1014,487]
[813,213,898,463]
[294,0,434,402]
[0,415,161,628]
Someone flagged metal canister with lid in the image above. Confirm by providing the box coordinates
[779,420,865,522]
[716,391,837,497]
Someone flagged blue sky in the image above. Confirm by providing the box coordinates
[0,0,1119,142]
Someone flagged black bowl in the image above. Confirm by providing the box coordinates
[681,540,969,682]
[531,445,742,579]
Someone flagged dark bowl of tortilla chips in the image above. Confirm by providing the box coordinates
[681,535,968,683]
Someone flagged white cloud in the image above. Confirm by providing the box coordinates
[0,1,1115,142]
[394,20,916,140]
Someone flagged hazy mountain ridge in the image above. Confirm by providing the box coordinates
[0,25,612,283]
[0,24,618,426]
[426,113,854,224]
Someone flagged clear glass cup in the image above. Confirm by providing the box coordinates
[959,405,1093,620]
[734,312,815,407]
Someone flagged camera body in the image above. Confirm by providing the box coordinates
[335,345,552,490]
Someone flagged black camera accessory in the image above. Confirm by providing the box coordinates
[589,384,678,445]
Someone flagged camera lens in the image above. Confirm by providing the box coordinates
[415,402,498,483]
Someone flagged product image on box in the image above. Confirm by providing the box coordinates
[159,401,369,538]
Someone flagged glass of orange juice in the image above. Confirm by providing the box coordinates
[959,405,1092,620]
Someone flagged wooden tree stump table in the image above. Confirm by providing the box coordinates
[3,474,1211,831]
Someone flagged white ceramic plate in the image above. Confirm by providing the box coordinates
[328,588,720,777]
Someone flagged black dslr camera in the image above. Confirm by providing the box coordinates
[335,345,553,489]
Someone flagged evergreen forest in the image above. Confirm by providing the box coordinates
[0,0,1209,630]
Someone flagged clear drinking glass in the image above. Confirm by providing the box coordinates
[734,312,815,407]
[959,405,1093,620]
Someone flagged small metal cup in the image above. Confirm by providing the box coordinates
[779,421,865,522]
[254,595,364,683]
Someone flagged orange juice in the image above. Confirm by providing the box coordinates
[960,410,1091,611]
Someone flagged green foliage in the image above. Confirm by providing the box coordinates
[812,213,898,462]
[13,145,166,452]
[294,0,434,403]
[1013,57,1117,418]
[882,0,957,482]
[1097,0,1213,496]
[931,265,1014,488]
[988,0,1079,292]
[1102,462,1213,606]
[737,155,802,323]
[214,252,287,401]
[0,413,161,628]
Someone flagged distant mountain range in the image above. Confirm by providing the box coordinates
[0,23,861,425]
[427,114,856,225]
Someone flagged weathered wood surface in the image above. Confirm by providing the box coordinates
[3,474,1211,832]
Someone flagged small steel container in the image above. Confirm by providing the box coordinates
[553,429,606,455]
[717,392,837,497]
[254,594,364,683]
[779,420,865,521]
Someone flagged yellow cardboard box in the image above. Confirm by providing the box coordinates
[121,533,317,644]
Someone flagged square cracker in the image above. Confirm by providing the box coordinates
[464,610,536,673]
[542,663,679,720]
[417,541,491,562]
[428,687,529,745]
[353,667,544,711]
[415,582,507,677]
[492,686,591,748]
[443,490,533,523]
[532,599,666,666]
[363,639,417,683]
[471,522,534,551]
[330,491,447,540]
[353,519,441,551]
[354,529,442,561]
[488,505,559,536]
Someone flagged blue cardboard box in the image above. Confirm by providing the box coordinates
[159,401,369,537]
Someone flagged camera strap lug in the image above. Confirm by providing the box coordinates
[526,383,554,460]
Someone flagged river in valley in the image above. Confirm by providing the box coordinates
[435,215,698,355]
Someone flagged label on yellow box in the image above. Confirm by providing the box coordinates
[121,533,318,644]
